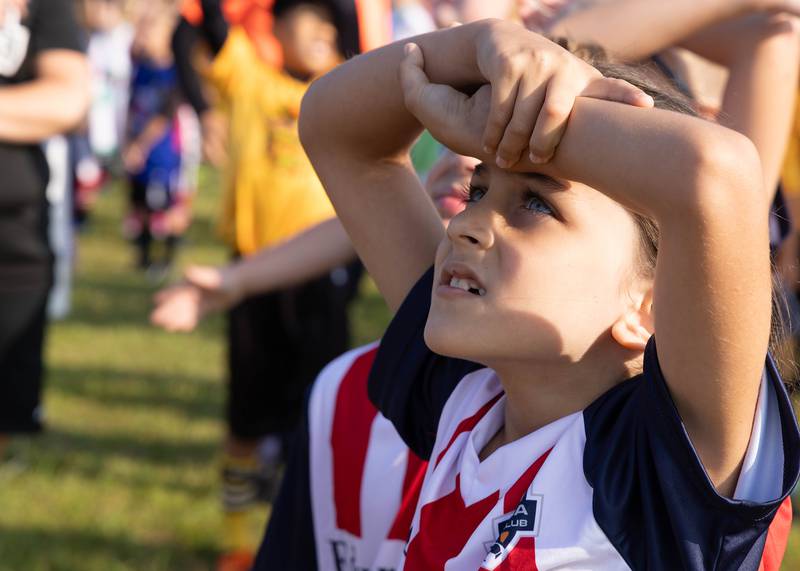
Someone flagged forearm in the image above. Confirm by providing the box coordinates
[541,98,760,221]
[301,22,487,162]
[230,218,356,298]
[0,77,88,143]
[130,116,170,152]
[716,23,800,195]
[549,0,749,61]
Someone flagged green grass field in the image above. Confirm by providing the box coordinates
[0,169,798,570]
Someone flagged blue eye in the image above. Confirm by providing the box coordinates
[465,185,487,204]
[524,192,553,216]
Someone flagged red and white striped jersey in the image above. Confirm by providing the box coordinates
[308,343,428,571]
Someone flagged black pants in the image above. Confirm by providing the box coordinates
[226,264,361,441]
[0,287,48,433]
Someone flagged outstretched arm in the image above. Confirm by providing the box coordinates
[151,218,355,332]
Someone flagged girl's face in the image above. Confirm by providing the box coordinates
[425,163,645,369]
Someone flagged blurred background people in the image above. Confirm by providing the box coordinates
[72,0,133,224]
[0,0,89,455]
[123,1,196,277]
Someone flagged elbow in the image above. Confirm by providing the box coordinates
[298,80,326,159]
[688,129,766,223]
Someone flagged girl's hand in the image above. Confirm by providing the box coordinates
[470,20,653,167]
[401,44,491,160]
[150,265,243,332]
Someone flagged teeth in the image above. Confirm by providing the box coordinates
[449,277,485,296]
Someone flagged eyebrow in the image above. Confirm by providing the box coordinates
[473,163,568,192]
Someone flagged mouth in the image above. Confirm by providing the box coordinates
[440,265,486,297]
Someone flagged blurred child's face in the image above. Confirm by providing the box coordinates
[425,163,645,369]
[133,8,175,63]
[274,4,338,78]
[83,0,123,32]
[425,150,479,223]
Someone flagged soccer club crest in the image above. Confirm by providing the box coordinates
[481,491,543,570]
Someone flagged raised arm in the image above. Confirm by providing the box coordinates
[551,2,800,198]
[401,33,770,494]
[300,20,649,310]
[299,25,481,310]
[682,13,800,195]
[548,0,800,62]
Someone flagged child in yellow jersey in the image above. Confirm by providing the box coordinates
[170,2,380,570]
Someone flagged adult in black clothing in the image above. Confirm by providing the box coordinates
[0,0,89,454]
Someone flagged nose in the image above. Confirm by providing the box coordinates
[446,203,495,250]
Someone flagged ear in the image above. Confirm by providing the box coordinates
[611,286,654,352]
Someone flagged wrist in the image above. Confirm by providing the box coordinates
[421,20,491,88]
[221,264,246,304]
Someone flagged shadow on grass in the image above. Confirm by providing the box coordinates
[63,275,225,343]
[49,366,221,422]
[0,525,216,571]
[34,426,217,469]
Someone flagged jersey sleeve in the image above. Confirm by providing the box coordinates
[583,338,800,571]
[368,267,480,460]
[253,394,317,571]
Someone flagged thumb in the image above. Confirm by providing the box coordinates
[184,265,223,291]
[399,43,431,115]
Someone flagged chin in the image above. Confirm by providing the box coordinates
[423,312,482,363]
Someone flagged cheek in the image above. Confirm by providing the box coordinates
[490,232,632,347]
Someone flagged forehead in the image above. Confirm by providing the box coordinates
[473,163,636,227]
[472,163,567,193]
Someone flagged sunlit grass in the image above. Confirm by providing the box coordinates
[0,168,390,570]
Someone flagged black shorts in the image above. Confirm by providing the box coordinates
[0,287,48,434]
[226,264,361,440]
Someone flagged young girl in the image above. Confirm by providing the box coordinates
[299,17,800,571]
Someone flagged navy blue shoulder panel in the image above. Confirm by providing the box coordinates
[368,267,480,460]
[583,338,800,571]
[254,390,317,570]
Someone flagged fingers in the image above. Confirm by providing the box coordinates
[495,73,546,168]
[399,43,429,115]
[184,265,223,291]
[482,73,521,156]
[581,77,654,108]
[528,74,578,164]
